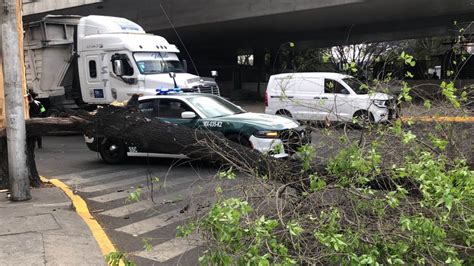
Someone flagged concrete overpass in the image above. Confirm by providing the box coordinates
[21,0,474,98]
[23,0,474,48]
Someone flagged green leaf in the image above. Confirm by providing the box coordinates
[423,100,432,109]
[142,238,153,252]
[322,54,331,63]
[287,221,304,236]
[217,167,236,180]
[126,188,142,203]
[310,175,326,192]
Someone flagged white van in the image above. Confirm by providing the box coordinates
[264,72,397,124]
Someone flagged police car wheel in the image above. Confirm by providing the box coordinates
[99,138,127,164]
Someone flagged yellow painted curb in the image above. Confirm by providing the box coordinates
[401,116,474,123]
[40,176,117,256]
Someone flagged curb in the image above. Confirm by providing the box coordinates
[40,176,117,256]
[401,116,474,123]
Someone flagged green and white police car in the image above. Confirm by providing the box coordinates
[85,93,311,163]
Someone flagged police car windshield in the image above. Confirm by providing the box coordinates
[188,96,245,118]
[134,52,184,75]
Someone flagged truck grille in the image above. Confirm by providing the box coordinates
[195,85,220,96]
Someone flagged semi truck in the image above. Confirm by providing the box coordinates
[24,15,220,113]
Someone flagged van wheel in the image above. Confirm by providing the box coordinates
[226,134,252,149]
[353,111,374,128]
[99,137,127,164]
[276,110,292,118]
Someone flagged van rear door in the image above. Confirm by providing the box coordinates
[266,76,295,116]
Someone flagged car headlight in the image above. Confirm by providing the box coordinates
[255,131,279,138]
[373,100,387,108]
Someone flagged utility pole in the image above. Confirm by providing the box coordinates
[1,0,31,201]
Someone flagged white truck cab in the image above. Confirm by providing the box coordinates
[24,15,219,111]
[265,72,398,123]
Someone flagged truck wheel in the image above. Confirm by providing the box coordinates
[226,134,253,149]
[99,138,127,164]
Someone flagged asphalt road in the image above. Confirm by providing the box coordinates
[34,128,361,265]
[36,136,228,265]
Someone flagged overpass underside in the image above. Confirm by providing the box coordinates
[23,0,474,99]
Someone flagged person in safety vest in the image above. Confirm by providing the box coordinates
[28,90,46,148]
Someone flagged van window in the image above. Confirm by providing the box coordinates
[325,79,349,94]
[89,60,97,79]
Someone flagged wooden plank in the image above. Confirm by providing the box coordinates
[17,0,29,119]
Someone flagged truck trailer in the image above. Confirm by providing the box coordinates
[24,15,220,113]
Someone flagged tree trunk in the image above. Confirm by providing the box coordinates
[0,137,42,189]
[0,115,90,189]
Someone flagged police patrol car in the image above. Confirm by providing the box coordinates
[85,92,311,163]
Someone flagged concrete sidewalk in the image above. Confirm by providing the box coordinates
[0,186,105,266]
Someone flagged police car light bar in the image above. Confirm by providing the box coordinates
[156,88,183,95]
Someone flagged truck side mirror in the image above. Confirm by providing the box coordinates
[211,70,218,77]
[113,60,124,76]
[182,59,188,73]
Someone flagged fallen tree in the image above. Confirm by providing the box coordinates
[0,116,89,188]
[0,105,306,189]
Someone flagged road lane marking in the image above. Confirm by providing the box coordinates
[40,176,117,256]
[65,169,145,186]
[54,168,116,180]
[79,168,202,193]
[134,235,202,262]
[78,175,149,193]
[89,177,195,203]
[99,184,213,217]
[100,201,152,218]
[115,209,189,236]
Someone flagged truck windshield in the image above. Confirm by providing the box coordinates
[134,52,184,75]
[343,77,369,94]
[188,95,245,118]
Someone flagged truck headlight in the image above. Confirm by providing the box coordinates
[255,131,279,138]
[373,100,387,108]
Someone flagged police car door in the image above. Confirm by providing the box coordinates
[155,98,199,128]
